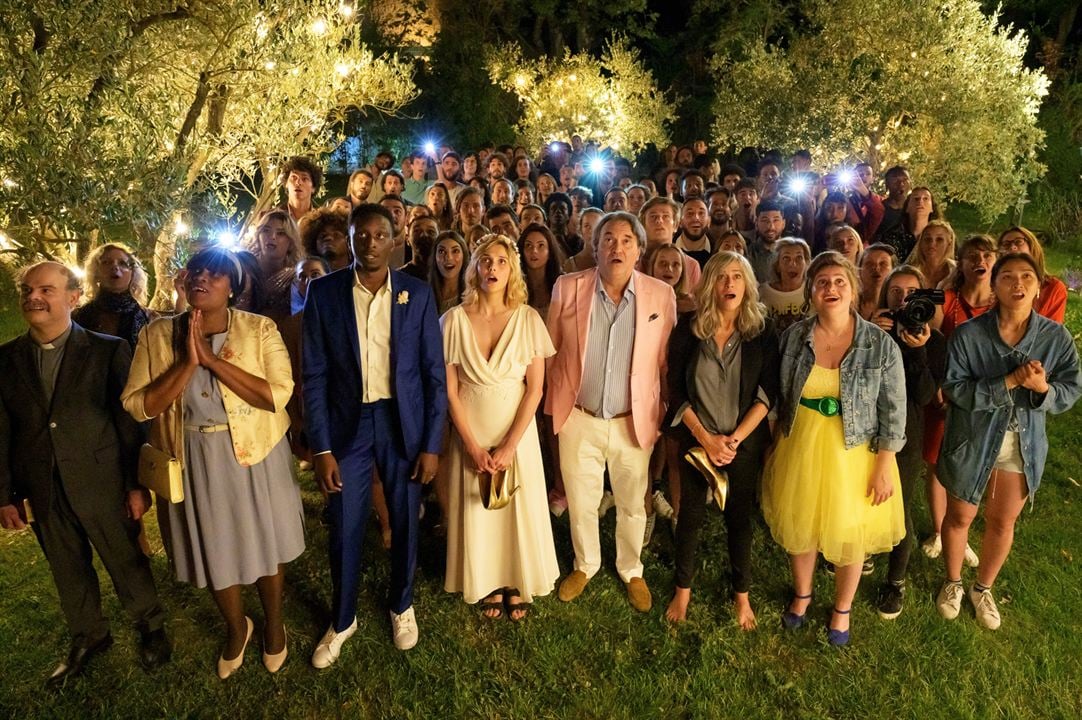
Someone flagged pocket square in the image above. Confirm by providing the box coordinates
[649,313,659,321]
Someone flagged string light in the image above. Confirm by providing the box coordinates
[310,18,328,36]
[338,3,353,17]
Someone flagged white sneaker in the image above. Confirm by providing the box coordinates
[652,490,674,520]
[311,617,357,669]
[390,606,418,650]
[963,543,980,568]
[968,586,1001,630]
[922,534,942,558]
[936,581,965,620]
[598,491,616,517]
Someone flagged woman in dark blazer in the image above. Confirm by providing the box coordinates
[663,252,779,630]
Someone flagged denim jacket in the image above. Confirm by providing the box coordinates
[777,313,907,452]
[939,310,1081,504]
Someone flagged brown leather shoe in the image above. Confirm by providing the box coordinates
[558,571,589,602]
[626,577,653,612]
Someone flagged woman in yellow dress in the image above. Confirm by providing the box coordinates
[762,251,906,646]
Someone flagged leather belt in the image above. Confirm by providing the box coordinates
[184,423,230,433]
[575,404,632,420]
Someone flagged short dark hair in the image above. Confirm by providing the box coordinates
[792,149,812,161]
[488,151,510,169]
[681,169,705,184]
[706,186,731,202]
[381,169,405,191]
[300,206,349,257]
[756,198,784,216]
[485,204,519,224]
[379,193,406,209]
[349,203,395,233]
[992,251,1044,285]
[544,192,573,214]
[722,163,746,179]
[884,165,909,182]
[734,178,758,193]
[281,156,324,194]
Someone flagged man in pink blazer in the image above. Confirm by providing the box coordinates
[545,211,677,612]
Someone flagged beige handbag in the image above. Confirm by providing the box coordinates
[684,446,728,511]
[138,402,185,503]
[479,454,518,510]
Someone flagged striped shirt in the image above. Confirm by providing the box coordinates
[576,273,636,417]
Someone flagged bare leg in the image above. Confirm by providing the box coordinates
[255,566,286,653]
[926,462,947,535]
[830,563,862,633]
[975,470,1028,587]
[788,551,817,616]
[210,585,247,660]
[942,494,979,581]
[666,586,691,622]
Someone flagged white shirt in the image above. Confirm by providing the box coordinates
[353,271,393,402]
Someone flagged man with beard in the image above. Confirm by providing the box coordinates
[0,262,170,685]
[680,170,706,201]
[747,198,786,283]
[873,166,912,245]
[434,151,466,201]
[858,243,898,320]
[673,197,711,270]
[400,215,440,281]
[545,192,578,257]
[705,187,734,244]
[484,205,520,242]
[301,206,352,271]
[486,152,509,182]
[637,196,702,289]
[379,195,409,269]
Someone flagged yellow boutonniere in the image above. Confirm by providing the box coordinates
[397,290,409,305]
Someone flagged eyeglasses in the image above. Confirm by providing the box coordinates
[98,258,134,270]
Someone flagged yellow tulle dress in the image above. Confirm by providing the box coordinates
[762,364,905,566]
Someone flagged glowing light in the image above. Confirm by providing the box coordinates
[70,266,86,280]
[0,231,11,250]
[550,141,561,151]
[335,61,350,77]
[338,3,353,17]
[836,169,855,186]
[423,141,436,155]
[174,218,190,236]
[897,151,912,161]
[216,229,239,248]
[569,73,577,82]
[588,157,605,174]
[310,18,328,36]
[514,73,527,88]
[264,60,277,70]
[2,178,16,189]
[787,177,809,195]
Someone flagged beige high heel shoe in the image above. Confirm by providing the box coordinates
[217,616,254,680]
[262,626,288,673]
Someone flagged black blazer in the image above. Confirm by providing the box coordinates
[663,314,780,455]
[0,323,143,516]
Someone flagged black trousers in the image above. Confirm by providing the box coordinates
[673,444,760,593]
[35,470,165,643]
[885,445,924,584]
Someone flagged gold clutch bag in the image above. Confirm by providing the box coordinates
[138,443,184,503]
[684,446,728,511]
[479,454,518,511]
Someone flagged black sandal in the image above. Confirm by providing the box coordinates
[504,588,531,622]
[479,590,504,620]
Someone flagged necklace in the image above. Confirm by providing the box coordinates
[815,321,851,351]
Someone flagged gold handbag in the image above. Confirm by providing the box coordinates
[479,454,518,510]
[139,443,184,503]
[684,446,728,511]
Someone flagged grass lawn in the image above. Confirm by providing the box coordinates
[0,245,1081,719]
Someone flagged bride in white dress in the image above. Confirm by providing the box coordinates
[441,234,560,620]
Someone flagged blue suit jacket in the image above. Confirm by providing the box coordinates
[301,268,448,460]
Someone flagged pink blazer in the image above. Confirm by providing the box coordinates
[545,268,677,448]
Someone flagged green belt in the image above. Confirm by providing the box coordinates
[799,396,841,417]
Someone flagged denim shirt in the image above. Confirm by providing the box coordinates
[777,313,907,452]
[939,310,1082,504]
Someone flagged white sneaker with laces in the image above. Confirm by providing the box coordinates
[390,606,418,650]
[968,586,1001,630]
[922,534,942,558]
[963,543,980,568]
[936,581,965,620]
[311,617,358,669]
[652,490,674,520]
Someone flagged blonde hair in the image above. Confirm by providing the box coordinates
[646,244,690,298]
[906,219,956,279]
[692,252,767,340]
[249,209,304,270]
[82,243,148,305]
[462,234,529,309]
[997,225,1047,274]
[769,237,811,284]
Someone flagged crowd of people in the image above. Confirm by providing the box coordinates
[1,138,1079,686]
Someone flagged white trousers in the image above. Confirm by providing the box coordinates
[558,408,654,582]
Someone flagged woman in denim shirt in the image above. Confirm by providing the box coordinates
[762,252,906,646]
[935,253,1081,631]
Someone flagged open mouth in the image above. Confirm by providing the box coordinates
[191,286,209,295]
[723,292,738,300]
[975,267,988,275]
[485,275,499,284]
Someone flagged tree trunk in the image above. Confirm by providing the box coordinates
[148,225,178,311]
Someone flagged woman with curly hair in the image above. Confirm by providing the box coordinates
[74,243,153,349]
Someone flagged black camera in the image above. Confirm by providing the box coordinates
[887,289,944,333]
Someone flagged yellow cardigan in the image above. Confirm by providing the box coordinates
[122,309,293,467]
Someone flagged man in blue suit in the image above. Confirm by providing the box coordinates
[302,203,447,663]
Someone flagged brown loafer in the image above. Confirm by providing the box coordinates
[558,571,589,602]
[626,577,653,612]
